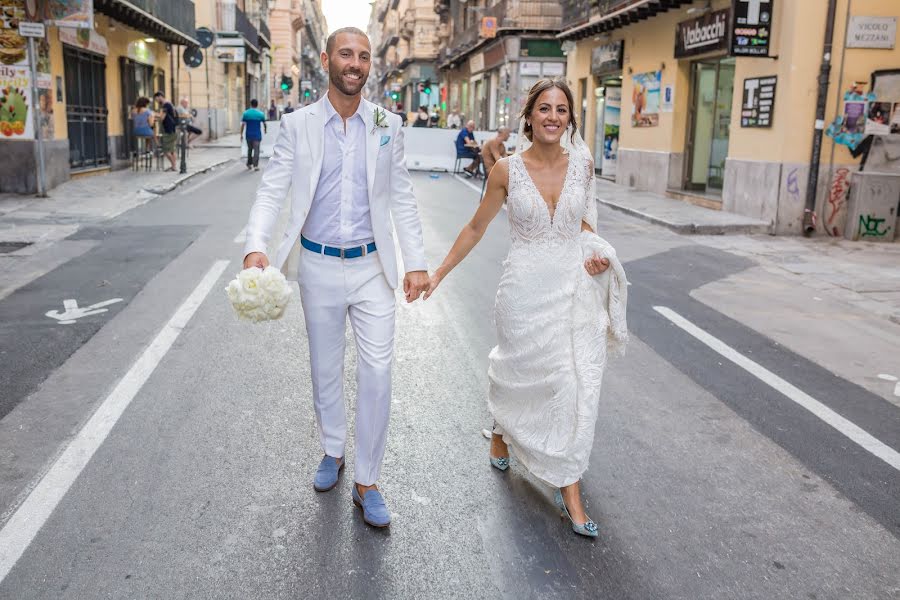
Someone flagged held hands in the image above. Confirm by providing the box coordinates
[423,271,443,300]
[243,252,269,270]
[584,255,610,276]
[403,270,429,303]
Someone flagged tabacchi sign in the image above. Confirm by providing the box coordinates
[675,9,730,58]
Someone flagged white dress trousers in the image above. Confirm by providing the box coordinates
[298,246,395,486]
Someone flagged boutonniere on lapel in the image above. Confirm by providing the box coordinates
[371,107,389,135]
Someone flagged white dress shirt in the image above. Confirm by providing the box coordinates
[301,95,373,247]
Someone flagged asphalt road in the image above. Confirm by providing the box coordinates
[0,165,898,599]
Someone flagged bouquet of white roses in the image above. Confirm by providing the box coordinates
[225,266,293,323]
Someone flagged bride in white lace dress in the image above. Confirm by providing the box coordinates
[425,79,628,538]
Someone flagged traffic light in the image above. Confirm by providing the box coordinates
[423,80,432,95]
[280,75,293,91]
[390,91,399,101]
[303,89,311,98]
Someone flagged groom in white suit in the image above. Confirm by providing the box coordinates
[242,27,429,527]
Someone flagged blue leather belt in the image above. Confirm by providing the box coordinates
[300,235,377,259]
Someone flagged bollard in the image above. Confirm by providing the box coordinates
[179,124,188,174]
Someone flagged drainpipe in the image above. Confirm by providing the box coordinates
[802,0,839,236]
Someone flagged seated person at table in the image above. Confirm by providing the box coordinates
[481,126,510,176]
[455,120,481,177]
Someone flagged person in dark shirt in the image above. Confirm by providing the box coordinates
[413,106,429,127]
[395,102,407,126]
[240,98,267,171]
[153,91,178,171]
[283,101,294,114]
[455,120,481,177]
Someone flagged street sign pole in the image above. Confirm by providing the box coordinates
[26,36,47,197]
[205,47,213,139]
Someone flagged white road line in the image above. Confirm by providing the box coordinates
[233,226,247,244]
[0,260,231,583]
[653,306,900,472]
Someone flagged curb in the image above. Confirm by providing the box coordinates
[142,158,235,195]
[596,198,772,236]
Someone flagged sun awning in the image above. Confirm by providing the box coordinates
[558,0,692,41]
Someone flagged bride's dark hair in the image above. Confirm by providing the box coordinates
[519,78,577,143]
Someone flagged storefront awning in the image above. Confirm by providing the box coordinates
[558,0,692,41]
[94,0,199,47]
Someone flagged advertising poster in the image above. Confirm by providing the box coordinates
[891,103,900,134]
[661,84,675,113]
[30,0,93,29]
[865,101,892,136]
[602,87,621,177]
[0,0,27,67]
[0,64,34,139]
[632,71,660,127]
[741,75,776,127]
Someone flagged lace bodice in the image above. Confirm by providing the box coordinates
[505,152,595,245]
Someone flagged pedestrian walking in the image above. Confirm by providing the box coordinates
[425,78,626,539]
[241,27,428,528]
[153,91,178,171]
[447,108,462,129]
[429,104,440,128]
[240,98,267,171]
[283,101,294,114]
[268,99,277,121]
[177,97,202,147]
[413,105,429,127]
[395,102,407,126]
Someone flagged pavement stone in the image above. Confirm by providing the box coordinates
[594,178,772,235]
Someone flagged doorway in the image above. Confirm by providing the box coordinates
[119,57,156,161]
[593,79,621,179]
[685,57,735,194]
[64,46,108,169]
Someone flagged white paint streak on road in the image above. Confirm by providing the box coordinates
[233,226,247,244]
[653,305,900,473]
[0,260,231,584]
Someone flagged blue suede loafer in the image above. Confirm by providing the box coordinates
[352,485,391,528]
[313,456,344,492]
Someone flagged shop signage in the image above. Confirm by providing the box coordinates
[590,41,623,76]
[731,0,773,56]
[632,71,661,127]
[127,40,154,65]
[469,52,484,74]
[543,62,565,76]
[0,65,34,139]
[520,61,541,76]
[58,27,108,55]
[846,16,896,49]
[214,46,245,62]
[675,9,730,58]
[741,75,776,127]
[42,0,93,29]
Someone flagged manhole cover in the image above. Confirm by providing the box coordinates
[0,242,31,254]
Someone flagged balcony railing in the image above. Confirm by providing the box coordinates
[93,0,197,45]
[235,6,261,52]
[258,19,271,48]
[445,0,562,61]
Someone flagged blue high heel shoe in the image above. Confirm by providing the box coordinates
[554,489,599,538]
[489,455,509,471]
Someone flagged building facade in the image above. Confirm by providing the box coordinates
[267,0,326,112]
[368,0,441,113]
[179,0,271,138]
[433,0,565,130]
[0,0,197,194]
[560,0,900,236]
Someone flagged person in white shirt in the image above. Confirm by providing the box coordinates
[242,27,429,528]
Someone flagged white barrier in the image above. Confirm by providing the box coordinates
[402,127,518,172]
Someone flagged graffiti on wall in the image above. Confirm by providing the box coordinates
[858,214,891,237]
[826,167,852,236]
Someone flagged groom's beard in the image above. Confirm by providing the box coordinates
[330,68,367,96]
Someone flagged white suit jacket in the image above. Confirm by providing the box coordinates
[243,96,427,289]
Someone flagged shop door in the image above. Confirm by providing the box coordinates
[65,46,108,169]
[594,84,621,178]
[119,57,155,160]
[685,57,735,194]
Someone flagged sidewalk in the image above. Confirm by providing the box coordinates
[0,134,241,300]
[595,177,771,234]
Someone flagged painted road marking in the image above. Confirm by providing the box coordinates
[653,305,900,472]
[0,260,230,584]
[233,226,247,244]
[452,174,508,212]
[45,298,123,324]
